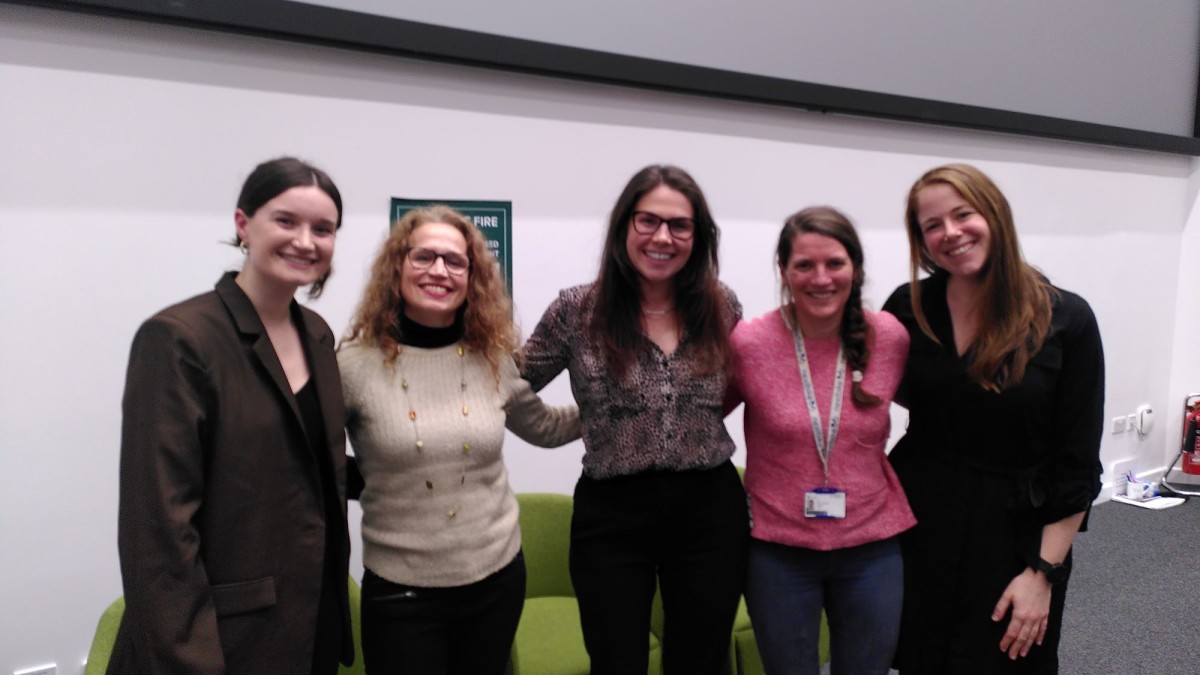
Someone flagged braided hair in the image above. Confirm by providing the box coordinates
[777,206,881,407]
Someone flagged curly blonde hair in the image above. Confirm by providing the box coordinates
[342,205,516,381]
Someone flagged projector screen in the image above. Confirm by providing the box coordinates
[302,0,1200,138]
[14,0,1200,154]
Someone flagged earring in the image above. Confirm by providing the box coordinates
[239,240,248,255]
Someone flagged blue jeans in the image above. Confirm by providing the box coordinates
[745,536,903,675]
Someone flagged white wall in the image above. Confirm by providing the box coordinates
[0,4,1193,673]
[1167,161,1200,464]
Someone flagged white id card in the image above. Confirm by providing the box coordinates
[804,487,846,519]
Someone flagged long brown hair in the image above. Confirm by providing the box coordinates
[777,206,881,406]
[342,205,516,381]
[589,165,733,377]
[903,164,1056,392]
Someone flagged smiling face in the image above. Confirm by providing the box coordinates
[625,185,695,293]
[400,222,470,328]
[235,185,338,294]
[915,182,992,282]
[783,232,854,338]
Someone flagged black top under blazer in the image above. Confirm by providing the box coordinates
[108,272,352,674]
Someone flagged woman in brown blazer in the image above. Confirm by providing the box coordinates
[108,157,354,674]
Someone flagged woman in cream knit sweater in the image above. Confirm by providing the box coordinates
[339,205,580,675]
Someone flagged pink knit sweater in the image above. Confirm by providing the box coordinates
[728,308,915,550]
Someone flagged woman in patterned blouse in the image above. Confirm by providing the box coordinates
[522,164,746,674]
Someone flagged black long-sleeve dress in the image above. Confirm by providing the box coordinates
[883,273,1104,675]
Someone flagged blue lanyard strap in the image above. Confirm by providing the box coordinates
[783,308,846,486]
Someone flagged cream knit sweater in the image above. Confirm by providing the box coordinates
[339,342,580,587]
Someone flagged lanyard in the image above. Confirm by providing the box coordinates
[783,308,846,486]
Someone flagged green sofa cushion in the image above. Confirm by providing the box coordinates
[513,596,661,675]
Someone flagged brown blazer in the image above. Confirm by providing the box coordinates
[108,273,353,674]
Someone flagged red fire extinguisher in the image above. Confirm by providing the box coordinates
[1183,408,1200,475]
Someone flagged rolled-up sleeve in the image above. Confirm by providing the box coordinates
[1044,296,1105,524]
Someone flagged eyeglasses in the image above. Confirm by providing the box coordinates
[407,247,470,275]
[631,211,696,240]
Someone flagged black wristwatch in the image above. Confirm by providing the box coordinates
[1032,557,1067,585]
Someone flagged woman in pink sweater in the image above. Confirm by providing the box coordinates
[727,206,913,675]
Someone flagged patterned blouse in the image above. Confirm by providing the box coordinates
[521,282,742,479]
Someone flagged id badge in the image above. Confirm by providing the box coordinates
[804,487,846,519]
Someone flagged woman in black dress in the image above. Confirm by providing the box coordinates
[882,164,1104,674]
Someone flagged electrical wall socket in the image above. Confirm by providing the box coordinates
[14,664,57,675]
[1111,416,1127,434]
[1110,458,1136,498]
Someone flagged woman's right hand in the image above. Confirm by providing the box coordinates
[992,567,1052,659]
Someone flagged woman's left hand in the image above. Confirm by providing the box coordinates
[992,567,1052,659]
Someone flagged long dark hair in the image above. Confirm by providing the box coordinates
[234,157,343,298]
[777,206,881,407]
[589,164,733,376]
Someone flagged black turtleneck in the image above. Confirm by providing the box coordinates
[399,311,465,348]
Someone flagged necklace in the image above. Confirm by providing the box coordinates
[397,343,470,520]
[642,306,674,316]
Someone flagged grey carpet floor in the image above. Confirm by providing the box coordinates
[869,493,1198,675]
[1059,494,1198,674]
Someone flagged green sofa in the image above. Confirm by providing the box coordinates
[510,492,663,675]
[83,578,366,675]
[512,491,829,675]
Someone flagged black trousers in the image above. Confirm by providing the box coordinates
[570,460,749,675]
[360,552,526,675]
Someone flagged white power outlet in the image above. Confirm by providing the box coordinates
[14,664,57,675]
[1110,458,1136,498]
